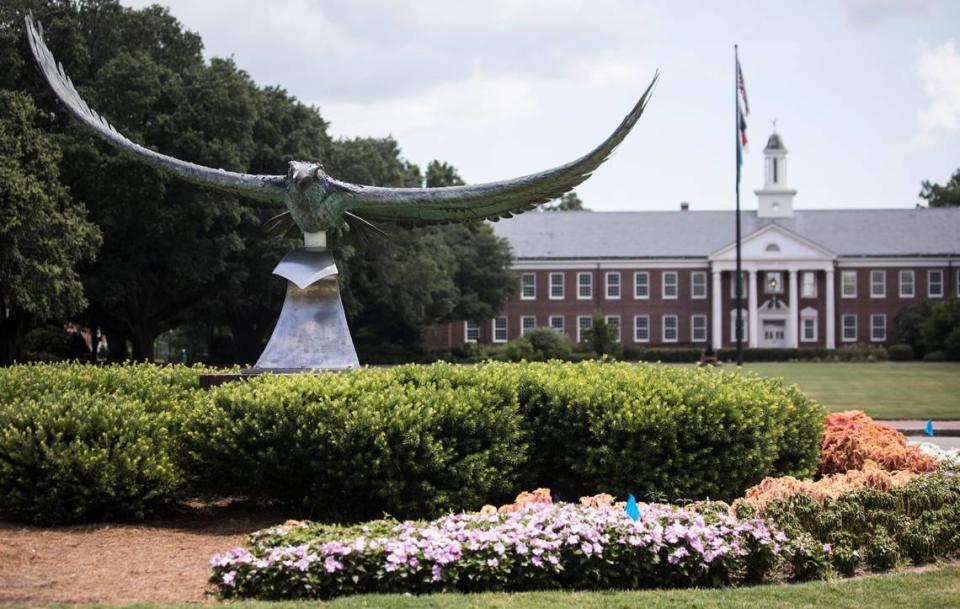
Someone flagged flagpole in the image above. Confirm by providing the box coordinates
[734,44,744,366]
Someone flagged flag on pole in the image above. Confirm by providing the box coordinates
[737,58,750,115]
[735,56,749,175]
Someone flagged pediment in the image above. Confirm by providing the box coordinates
[709,224,835,261]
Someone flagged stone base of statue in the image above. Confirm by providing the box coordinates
[199,246,359,388]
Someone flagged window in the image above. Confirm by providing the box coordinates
[521,273,536,300]
[773,158,779,183]
[662,272,678,299]
[662,315,678,343]
[929,270,944,298]
[899,270,915,298]
[801,271,817,298]
[521,316,536,337]
[549,315,564,334]
[730,309,748,343]
[465,320,480,343]
[841,270,857,298]
[549,273,564,299]
[577,272,593,300]
[765,271,783,294]
[691,315,707,342]
[634,272,650,299]
[691,272,707,299]
[606,315,621,342]
[841,314,857,342]
[870,270,886,298]
[492,317,508,343]
[606,272,621,299]
[800,308,818,342]
[577,315,593,342]
[730,271,749,299]
[765,243,781,253]
[634,315,650,342]
[870,314,886,342]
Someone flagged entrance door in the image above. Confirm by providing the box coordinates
[761,320,786,348]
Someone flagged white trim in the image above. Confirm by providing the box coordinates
[800,307,818,343]
[549,315,564,334]
[691,271,707,299]
[928,269,944,298]
[870,269,886,298]
[662,314,679,343]
[605,315,621,343]
[730,308,749,343]
[709,223,836,260]
[800,271,817,298]
[492,317,508,343]
[634,271,650,299]
[577,272,593,300]
[464,320,480,343]
[899,269,915,298]
[870,313,886,343]
[549,272,565,300]
[520,272,536,300]
[841,314,857,343]
[512,260,710,271]
[662,271,679,300]
[841,270,857,298]
[520,316,536,337]
[691,314,707,342]
[576,315,593,343]
[634,315,650,343]
[605,272,621,300]
[835,257,956,268]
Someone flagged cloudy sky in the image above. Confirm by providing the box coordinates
[120,0,960,212]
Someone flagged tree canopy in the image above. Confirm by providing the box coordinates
[543,191,589,212]
[919,168,960,208]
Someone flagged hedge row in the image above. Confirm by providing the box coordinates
[0,362,826,524]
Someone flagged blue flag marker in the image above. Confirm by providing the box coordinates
[625,494,640,521]
[925,420,934,437]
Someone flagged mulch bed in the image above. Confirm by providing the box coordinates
[0,499,292,605]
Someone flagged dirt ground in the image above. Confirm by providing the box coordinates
[0,500,292,605]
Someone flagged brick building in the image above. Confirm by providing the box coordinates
[426,132,960,350]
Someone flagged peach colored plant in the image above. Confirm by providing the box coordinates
[820,410,937,475]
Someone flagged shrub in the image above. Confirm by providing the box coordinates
[623,347,701,363]
[504,337,534,361]
[923,350,948,362]
[865,534,899,571]
[522,327,573,360]
[210,499,788,599]
[887,343,915,361]
[920,299,960,360]
[819,411,937,475]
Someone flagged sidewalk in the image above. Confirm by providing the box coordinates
[883,420,960,437]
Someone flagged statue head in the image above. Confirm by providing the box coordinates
[287,160,326,193]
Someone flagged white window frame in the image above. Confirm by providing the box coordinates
[549,272,565,300]
[577,272,593,300]
[899,270,915,298]
[870,313,886,343]
[465,320,480,343]
[870,269,886,299]
[549,315,564,334]
[800,308,818,343]
[634,315,650,343]
[691,272,707,300]
[520,273,536,300]
[577,315,593,343]
[662,314,678,343]
[520,316,536,337]
[841,314,857,343]
[801,271,817,298]
[691,314,707,342]
[605,315,621,343]
[730,271,749,299]
[634,271,650,299]
[730,309,748,343]
[841,270,857,299]
[928,270,944,298]
[662,271,679,300]
[605,272,621,300]
[492,317,508,343]
[764,271,784,295]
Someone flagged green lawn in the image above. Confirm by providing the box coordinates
[53,564,960,609]
[737,362,960,420]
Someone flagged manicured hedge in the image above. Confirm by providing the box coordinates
[0,361,825,524]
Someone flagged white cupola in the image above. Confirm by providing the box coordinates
[755,131,797,218]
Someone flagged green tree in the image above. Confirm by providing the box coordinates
[919,168,960,208]
[0,90,100,363]
[586,311,621,357]
[921,300,960,360]
[543,191,589,212]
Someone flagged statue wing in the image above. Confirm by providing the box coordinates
[336,74,657,227]
[25,14,286,204]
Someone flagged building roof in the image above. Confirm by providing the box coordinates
[765,132,785,151]
[490,208,960,259]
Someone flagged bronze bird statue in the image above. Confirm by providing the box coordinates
[25,13,656,243]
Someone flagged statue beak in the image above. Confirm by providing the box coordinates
[293,171,315,192]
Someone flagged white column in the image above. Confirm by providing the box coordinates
[712,270,723,348]
[788,269,799,348]
[825,268,836,349]
[748,268,759,348]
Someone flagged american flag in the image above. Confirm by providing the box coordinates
[736,55,749,166]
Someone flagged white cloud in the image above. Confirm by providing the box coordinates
[917,40,960,138]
